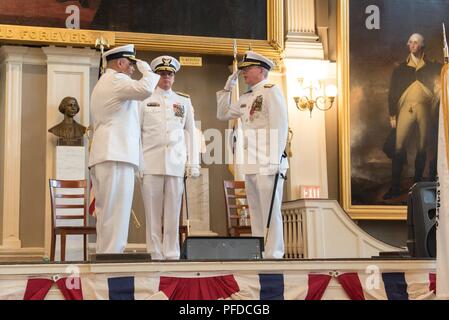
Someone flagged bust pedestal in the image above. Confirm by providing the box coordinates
[183,168,217,237]
[56,146,86,180]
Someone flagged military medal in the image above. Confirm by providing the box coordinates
[173,103,185,118]
[249,95,263,121]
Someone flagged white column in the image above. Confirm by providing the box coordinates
[282,0,335,200]
[42,46,99,257]
[0,46,29,249]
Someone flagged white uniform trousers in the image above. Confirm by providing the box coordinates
[142,175,183,260]
[91,161,135,254]
[245,174,285,259]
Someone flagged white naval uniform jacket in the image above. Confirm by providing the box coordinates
[217,79,289,175]
[88,68,160,168]
[140,87,200,177]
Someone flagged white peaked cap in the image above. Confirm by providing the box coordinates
[103,44,137,62]
[238,51,274,70]
[150,55,181,73]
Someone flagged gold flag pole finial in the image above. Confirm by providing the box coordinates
[233,39,238,63]
[95,36,110,53]
[95,36,110,76]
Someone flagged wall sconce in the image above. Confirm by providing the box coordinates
[293,78,337,117]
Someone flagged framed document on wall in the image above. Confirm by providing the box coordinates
[338,0,446,219]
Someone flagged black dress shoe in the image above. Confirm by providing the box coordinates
[383,187,401,200]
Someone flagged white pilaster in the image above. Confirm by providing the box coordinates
[42,46,99,257]
[283,0,335,200]
[286,0,316,34]
[285,0,324,59]
[0,46,30,249]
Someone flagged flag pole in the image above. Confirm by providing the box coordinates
[228,40,241,178]
[184,176,190,236]
[87,38,110,217]
[442,23,449,166]
[444,23,449,64]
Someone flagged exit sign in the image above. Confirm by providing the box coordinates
[300,186,321,199]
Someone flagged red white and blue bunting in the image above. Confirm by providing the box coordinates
[0,271,437,300]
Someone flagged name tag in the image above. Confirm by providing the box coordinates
[147,103,160,107]
[240,104,247,109]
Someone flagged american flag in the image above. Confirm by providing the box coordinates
[437,49,449,299]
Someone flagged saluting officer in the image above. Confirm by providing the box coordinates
[89,44,160,254]
[216,51,289,259]
[140,56,200,260]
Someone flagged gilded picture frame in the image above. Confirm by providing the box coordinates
[338,0,446,220]
[0,0,283,60]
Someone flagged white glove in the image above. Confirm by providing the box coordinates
[136,60,151,74]
[186,166,201,178]
[224,70,240,91]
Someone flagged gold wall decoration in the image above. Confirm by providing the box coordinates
[180,57,203,67]
[0,0,283,59]
[0,24,115,47]
[338,0,445,220]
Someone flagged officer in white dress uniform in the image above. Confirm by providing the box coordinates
[89,44,160,254]
[140,56,200,260]
[216,51,288,259]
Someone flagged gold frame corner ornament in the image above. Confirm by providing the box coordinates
[0,0,283,59]
[337,0,406,221]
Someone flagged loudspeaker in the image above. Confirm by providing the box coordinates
[181,237,264,260]
[407,182,437,258]
[90,253,152,263]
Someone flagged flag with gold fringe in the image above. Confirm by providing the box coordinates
[437,52,449,299]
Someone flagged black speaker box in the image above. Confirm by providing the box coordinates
[407,182,437,258]
[90,253,152,263]
[181,237,264,260]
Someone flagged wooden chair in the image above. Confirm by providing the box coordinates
[49,179,96,262]
[223,180,252,237]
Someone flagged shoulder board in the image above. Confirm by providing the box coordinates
[176,91,190,98]
[264,84,275,89]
